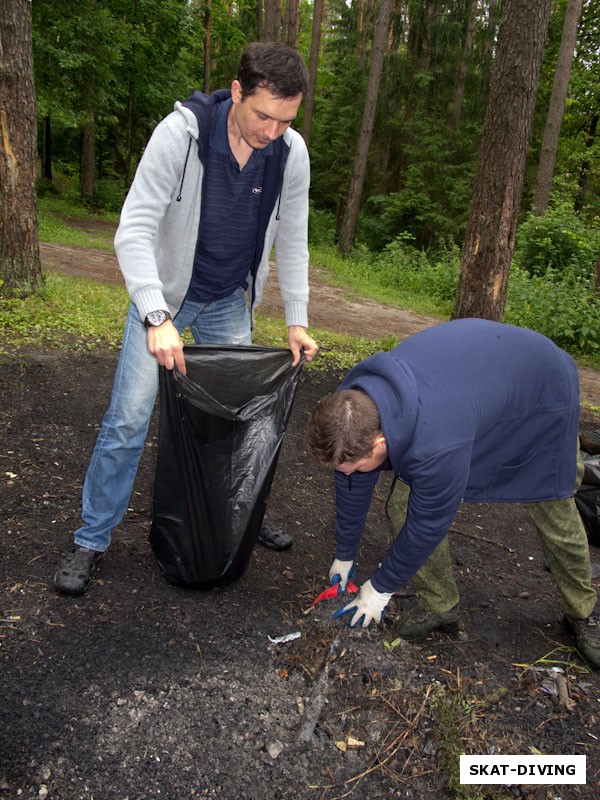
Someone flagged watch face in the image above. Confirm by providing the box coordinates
[145,310,170,327]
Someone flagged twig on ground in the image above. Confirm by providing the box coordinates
[450,526,515,553]
[298,634,344,745]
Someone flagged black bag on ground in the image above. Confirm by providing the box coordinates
[149,345,303,588]
[574,453,600,548]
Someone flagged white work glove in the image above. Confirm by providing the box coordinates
[333,579,393,628]
[329,559,354,590]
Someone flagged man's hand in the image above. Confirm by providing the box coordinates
[287,325,319,367]
[329,559,354,591]
[147,320,186,375]
[333,579,393,628]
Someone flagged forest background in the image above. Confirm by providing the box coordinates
[1,0,600,369]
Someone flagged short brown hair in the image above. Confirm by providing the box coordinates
[304,389,381,467]
[237,42,309,99]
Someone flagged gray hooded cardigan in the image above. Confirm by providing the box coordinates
[114,93,311,328]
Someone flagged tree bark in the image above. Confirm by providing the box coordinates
[0,0,41,295]
[338,0,393,255]
[575,112,598,213]
[80,115,96,202]
[42,115,53,184]
[203,0,212,94]
[452,0,553,321]
[301,0,325,147]
[452,0,478,129]
[283,0,300,47]
[532,0,583,215]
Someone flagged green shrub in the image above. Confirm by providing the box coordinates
[515,205,600,281]
[308,203,335,246]
[505,265,600,354]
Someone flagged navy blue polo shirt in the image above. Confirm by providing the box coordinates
[186,98,270,303]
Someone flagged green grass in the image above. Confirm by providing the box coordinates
[3,195,599,383]
[310,243,451,319]
[37,195,118,251]
[0,273,129,354]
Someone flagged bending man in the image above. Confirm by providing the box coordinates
[305,319,599,668]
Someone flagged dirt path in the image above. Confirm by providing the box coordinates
[40,241,600,408]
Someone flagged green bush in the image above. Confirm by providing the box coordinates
[370,234,459,307]
[93,177,127,214]
[515,205,600,282]
[308,203,335,246]
[505,265,600,354]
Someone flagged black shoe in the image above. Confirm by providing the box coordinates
[397,604,461,642]
[257,517,293,551]
[54,545,103,596]
[564,613,600,669]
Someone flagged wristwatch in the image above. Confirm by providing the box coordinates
[144,309,171,328]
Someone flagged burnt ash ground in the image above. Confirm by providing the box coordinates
[1,348,599,800]
[0,240,599,799]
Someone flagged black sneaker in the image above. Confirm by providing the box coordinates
[564,613,600,669]
[397,604,461,642]
[54,545,103,596]
[257,517,293,551]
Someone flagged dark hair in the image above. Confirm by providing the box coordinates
[304,389,381,467]
[237,41,308,99]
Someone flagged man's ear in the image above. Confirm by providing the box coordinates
[374,433,387,449]
[231,79,243,103]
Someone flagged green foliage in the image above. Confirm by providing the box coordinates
[307,202,336,246]
[311,236,457,318]
[0,274,128,354]
[515,205,600,281]
[431,686,507,800]
[253,312,398,378]
[38,194,118,250]
[505,265,600,355]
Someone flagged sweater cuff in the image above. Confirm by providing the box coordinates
[370,569,398,595]
[132,286,170,322]
[283,300,309,329]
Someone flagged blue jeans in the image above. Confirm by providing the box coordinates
[75,290,252,552]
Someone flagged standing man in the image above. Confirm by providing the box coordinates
[55,42,318,596]
[304,319,599,668]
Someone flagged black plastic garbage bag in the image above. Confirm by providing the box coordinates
[149,345,303,588]
[574,452,600,548]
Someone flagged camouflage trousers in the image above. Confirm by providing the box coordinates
[387,451,597,619]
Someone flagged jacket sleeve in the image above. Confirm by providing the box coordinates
[273,132,310,328]
[370,445,472,593]
[114,112,192,320]
[334,469,381,561]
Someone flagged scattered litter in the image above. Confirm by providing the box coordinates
[268,631,301,644]
[335,736,365,752]
[266,740,284,759]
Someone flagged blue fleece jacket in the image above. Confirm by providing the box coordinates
[333,319,580,593]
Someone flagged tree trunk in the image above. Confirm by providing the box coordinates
[452,0,478,129]
[338,0,393,255]
[42,115,53,184]
[283,0,300,47]
[0,0,41,295]
[257,0,264,40]
[532,0,583,215]
[80,115,96,202]
[301,0,325,147]
[124,81,134,187]
[575,112,598,213]
[452,0,553,321]
[593,251,600,298]
[203,0,212,94]
[264,0,278,41]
